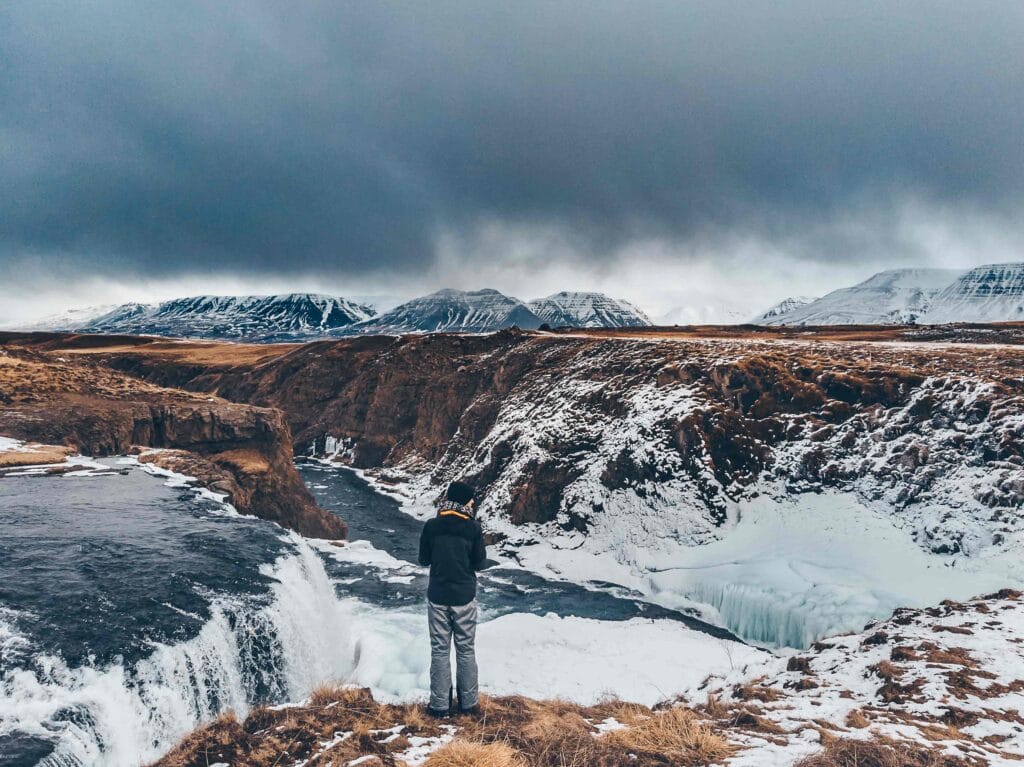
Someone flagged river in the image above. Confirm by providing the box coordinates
[0,458,731,767]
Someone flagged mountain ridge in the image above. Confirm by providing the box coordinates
[527,291,651,328]
[343,288,544,335]
[758,268,965,326]
[80,293,374,341]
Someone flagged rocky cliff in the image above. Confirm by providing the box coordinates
[42,326,1023,565]
[0,339,346,538]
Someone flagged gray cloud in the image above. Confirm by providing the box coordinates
[1,1,1022,282]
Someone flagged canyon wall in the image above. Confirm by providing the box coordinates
[74,329,1024,559]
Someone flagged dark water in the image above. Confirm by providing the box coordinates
[0,463,288,668]
[0,458,735,767]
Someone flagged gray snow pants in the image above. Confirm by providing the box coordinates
[427,600,478,711]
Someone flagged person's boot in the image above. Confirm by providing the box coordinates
[456,689,480,717]
[427,686,454,719]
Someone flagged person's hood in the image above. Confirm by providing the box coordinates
[436,499,475,520]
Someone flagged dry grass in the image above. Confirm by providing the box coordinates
[731,679,783,703]
[889,646,920,662]
[727,708,786,735]
[604,707,734,765]
[870,661,904,681]
[0,444,75,468]
[920,646,978,668]
[425,740,527,767]
[793,737,969,767]
[460,695,618,767]
[152,681,1004,767]
[156,712,245,767]
[153,691,741,767]
[845,710,871,729]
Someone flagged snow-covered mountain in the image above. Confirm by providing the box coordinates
[526,291,651,328]
[81,294,375,341]
[759,268,964,326]
[750,296,817,323]
[920,262,1024,324]
[345,289,544,334]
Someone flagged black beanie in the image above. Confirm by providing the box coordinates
[446,481,475,506]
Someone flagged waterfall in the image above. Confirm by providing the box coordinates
[0,538,355,767]
[685,581,832,648]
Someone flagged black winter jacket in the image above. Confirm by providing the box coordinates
[418,504,486,606]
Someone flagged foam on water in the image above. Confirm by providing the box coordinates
[0,538,355,767]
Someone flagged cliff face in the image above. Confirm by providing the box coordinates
[59,327,1024,561]
[0,342,346,538]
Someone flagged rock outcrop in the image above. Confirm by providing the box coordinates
[0,341,346,538]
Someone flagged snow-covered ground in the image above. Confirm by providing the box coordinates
[342,601,763,707]
[700,589,1024,766]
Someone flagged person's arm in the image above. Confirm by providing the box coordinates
[418,522,432,567]
[471,523,487,571]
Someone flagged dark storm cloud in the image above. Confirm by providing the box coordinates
[1,1,1022,278]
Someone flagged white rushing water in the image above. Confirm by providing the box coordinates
[0,538,354,767]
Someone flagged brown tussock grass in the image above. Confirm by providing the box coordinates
[700,693,728,719]
[307,682,356,707]
[156,712,245,767]
[728,708,786,735]
[460,695,622,767]
[604,707,735,766]
[890,646,920,662]
[153,682,1003,767]
[425,740,527,767]
[845,709,871,729]
[731,678,783,703]
[870,661,904,681]
[933,625,974,636]
[0,444,75,468]
[794,736,972,767]
[589,696,651,726]
[921,646,978,668]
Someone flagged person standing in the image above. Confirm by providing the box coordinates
[418,481,486,717]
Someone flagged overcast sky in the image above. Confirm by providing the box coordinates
[2,1,1023,323]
